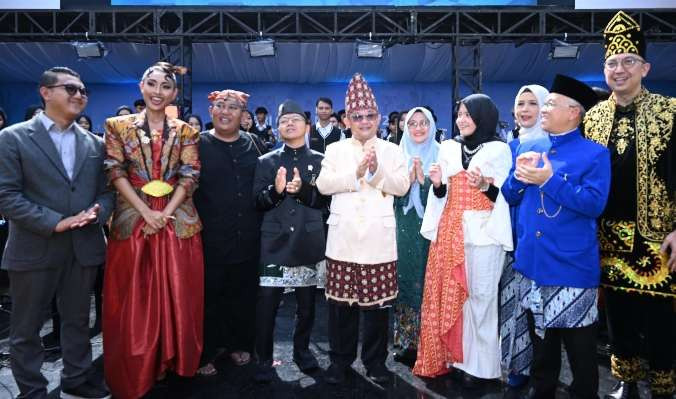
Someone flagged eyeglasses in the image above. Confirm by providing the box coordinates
[349,113,378,123]
[278,116,305,125]
[47,84,89,97]
[211,102,241,113]
[542,101,578,109]
[407,120,430,129]
[604,57,646,70]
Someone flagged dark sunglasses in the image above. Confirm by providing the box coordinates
[47,84,89,97]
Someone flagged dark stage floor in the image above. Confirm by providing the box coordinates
[0,291,653,399]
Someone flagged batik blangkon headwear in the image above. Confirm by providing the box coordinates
[513,84,549,143]
[207,89,250,108]
[400,107,440,219]
[345,73,378,114]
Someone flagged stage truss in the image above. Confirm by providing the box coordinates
[1,7,673,114]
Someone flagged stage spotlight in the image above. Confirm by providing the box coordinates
[356,40,384,59]
[248,39,276,58]
[72,41,108,59]
[549,39,580,59]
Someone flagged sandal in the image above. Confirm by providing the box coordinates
[195,362,218,377]
[230,351,251,366]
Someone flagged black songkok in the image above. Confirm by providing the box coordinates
[549,74,598,112]
[277,100,308,124]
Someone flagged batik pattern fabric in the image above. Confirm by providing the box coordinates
[325,257,398,309]
[499,253,532,376]
[104,111,202,240]
[413,172,493,378]
[518,273,598,339]
[259,260,326,288]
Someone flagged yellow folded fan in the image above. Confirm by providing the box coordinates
[141,180,174,197]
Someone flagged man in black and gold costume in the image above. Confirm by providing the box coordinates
[585,10,675,399]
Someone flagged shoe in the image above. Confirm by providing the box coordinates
[293,350,319,373]
[366,365,390,384]
[604,381,639,399]
[325,364,347,384]
[253,361,275,384]
[449,367,464,381]
[195,362,218,377]
[60,381,110,399]
[392,348,417,368]
[42,332,61,352]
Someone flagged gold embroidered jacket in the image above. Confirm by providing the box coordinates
[585,89,675,298]
[104,112,202,240]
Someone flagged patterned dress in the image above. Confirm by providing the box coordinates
[103,113,203,399]
[414,172,496,378]
[393,178,431,350]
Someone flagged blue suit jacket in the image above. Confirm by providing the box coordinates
[501,129,611,288]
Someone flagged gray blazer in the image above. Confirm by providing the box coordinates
[0,117,114,271]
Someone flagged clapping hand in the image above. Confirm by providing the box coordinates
[515,151,552,186]
[286,167,302,195]
[275,166,287,194]
[429,163,442,188]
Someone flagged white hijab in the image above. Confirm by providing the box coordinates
[513,84,548,142]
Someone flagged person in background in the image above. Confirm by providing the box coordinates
[193,89,262,377]
[254,106,276,149]
[392,107,439,368]
[24,104,44,121]
[0,107,7,130]
[133,99,146,114]
[386,111,400,144]
[499,84,548,397]
[253,100,328,382]
[423,106,445,142]
[329,113,339,128]
[391,110,408,145]
[415,94,512,389]
[77,114,102,137]
[103,61,204,398]
[317,73,409,385]
[115,105,132,116]
[308,97,343,154]
[337,109,350,138]
[502,74,609,399]
[585,11,675,399]
[185,114,204,133]
[241,109,255,132]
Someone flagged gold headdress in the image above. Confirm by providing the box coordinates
[603,11,646,60]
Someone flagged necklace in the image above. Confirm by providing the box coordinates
[539,191,562,218]
[462,143,483,155]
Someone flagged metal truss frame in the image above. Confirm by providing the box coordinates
[0,8,674,43]
[1,8,673,117]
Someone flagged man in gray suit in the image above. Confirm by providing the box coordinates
[0,67,113,399]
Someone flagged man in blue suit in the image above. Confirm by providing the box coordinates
[502,74,611,399]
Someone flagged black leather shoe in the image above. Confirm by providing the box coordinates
[366,366,390,384]
[604,381,639,399]
[392,348,417,368]
[60,380,111,399]
[293,350,319,373]
[325,364,347,384]
[254,361,275,384]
